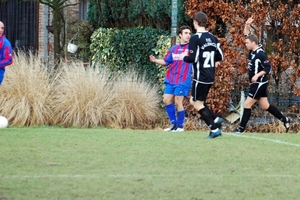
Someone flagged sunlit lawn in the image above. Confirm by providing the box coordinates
[0,127,300,200]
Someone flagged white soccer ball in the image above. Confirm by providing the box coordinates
[0,116,8,128]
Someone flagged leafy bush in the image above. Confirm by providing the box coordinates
[90,26,169,84]
[87,0,192,29]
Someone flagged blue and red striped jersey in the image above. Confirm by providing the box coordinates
[163,44,192,87]
[0,35,13,69]
[0,35,13,84]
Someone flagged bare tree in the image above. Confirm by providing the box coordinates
[27,0,82,68]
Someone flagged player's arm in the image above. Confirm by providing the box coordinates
[0,41,13,68]
[251,53,271,82]
[259,53,272,74]
[183,36,198,63]
[244,17,254,36]
[150,47,174,66]
[149,55,167,66]
[215,42,224,62]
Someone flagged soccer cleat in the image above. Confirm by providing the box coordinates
[164,124,177,132]
[231,127,244,133]
[171,127,184,132]
[284,117,290,133]
[215,117,223,129]
[206,129,222,139]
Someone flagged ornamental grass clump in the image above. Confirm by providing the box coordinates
[0,51,51,126]
[48,62,117,127]
[110,71,161,129]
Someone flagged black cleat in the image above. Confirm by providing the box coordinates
[231,127,244,133]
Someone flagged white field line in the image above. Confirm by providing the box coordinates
[1,174,299,179]
[224,132,300,148]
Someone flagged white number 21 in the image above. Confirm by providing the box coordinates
[203,51,215,68]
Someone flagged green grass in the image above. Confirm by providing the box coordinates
[0,127,300,200]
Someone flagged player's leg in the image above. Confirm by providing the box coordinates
[172,85,189,132]
[163,83,176,131]
[258,97,290,133]
[232,96,257,133]
[204,103,223,128]
[192,83,221,138]
[232,83,260,133]
[173,95,185,132]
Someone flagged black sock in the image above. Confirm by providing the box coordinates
[240,108,251,130]
[266,105,286,122]
[198,107,217,130]
[204,103,217,120]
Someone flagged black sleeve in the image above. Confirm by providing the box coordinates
[183,36,198,63]
[215,42,224,62]
[258,52,272,74]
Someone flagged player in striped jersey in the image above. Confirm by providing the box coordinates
[0,21,13,84]
[149,26,193,132]
[232,17,290,133]
[182,12,224,138]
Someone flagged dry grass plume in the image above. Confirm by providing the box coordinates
[0,51,51,126]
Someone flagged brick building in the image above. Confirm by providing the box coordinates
[0,0,89,62]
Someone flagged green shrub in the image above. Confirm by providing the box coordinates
[87,0,192,29]
[90,26,169,84]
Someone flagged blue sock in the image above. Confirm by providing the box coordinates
[177,110,185,128]
[165,103,176,125]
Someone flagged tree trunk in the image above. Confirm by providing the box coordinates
[53,8,62,69]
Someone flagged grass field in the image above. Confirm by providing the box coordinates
[0,127,300,200]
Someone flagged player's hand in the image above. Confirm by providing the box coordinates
[149,55,156,63]
[246,17,254,25]
[215,62,221,67]
[179,50,189,60]
[251,75,258,82]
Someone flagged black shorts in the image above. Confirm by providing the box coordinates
[248,81,268,100]
[191,81,212,101]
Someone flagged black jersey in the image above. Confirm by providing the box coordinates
[248,47,271,83]
[183,31,224,84]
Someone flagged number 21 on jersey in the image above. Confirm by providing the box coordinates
[203,51,215,68]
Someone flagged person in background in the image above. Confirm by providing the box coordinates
[0,21,13,84]
[231,17,290,133]
[181,12,224,139]
[149,25,192,132]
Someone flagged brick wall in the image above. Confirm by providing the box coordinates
[37,0,80,62]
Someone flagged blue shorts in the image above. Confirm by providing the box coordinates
[164,83,190,97]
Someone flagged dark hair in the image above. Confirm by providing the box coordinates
[193,12,207,27]
[178,25,191,35]
[245,34,259,44]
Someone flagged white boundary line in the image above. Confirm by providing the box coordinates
[1,174,299,179]
[224,132,300,147]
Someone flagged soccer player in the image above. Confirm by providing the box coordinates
[149,25,192,132]
[0,21,13,84]
[181,12,224,138]
[231,17,290,133]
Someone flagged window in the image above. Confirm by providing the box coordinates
[0,0,38,51]
[79,0,89,20]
